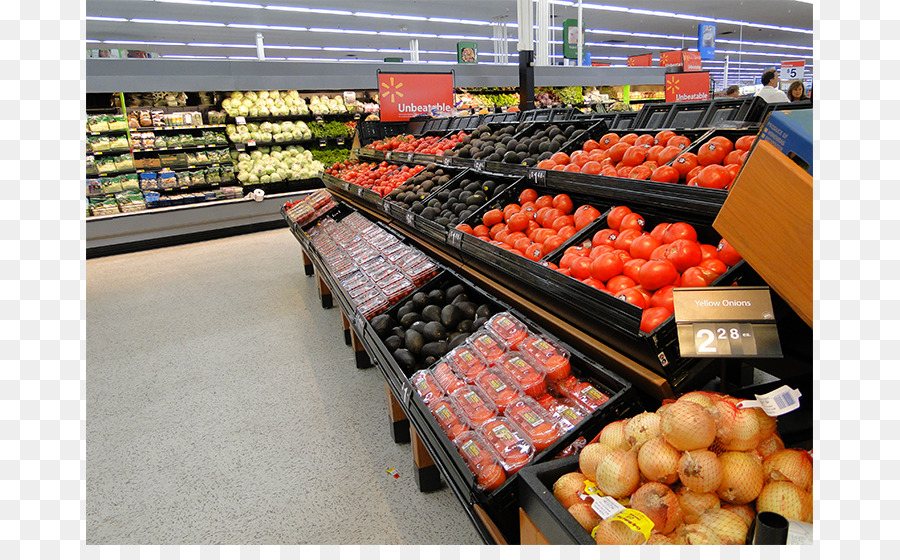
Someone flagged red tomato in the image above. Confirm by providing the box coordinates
[583,139,601,152]
[592,228,619,247]
[735,135,757,152]
[639,259,680,291]
[542,235,566,255]
[672,153,700,179]
[640,307,673,333]
[534,195,554,210]
[613,228,642,252]
[563,163,582,173]
[629,233,662,261]
[708,135,734,153]
[717,238,742,266]
[649,223,670,243]
[647,145,665,163]
[635,134,656,148]
[696,141,728,166]
[590,252,625,282]
[599,133,620,149]
[623,258,648,282]
[724,149,746,166]
[615,287,649,310]
[574,206,601,231]
[581,161,603,175]
[655,130,676,147]
[483,209,504,227]
[607,206,632,230]
[622,146,648,167]
[582,278,606,290]
[550,152,571,166]
[607,142,630,163]
[700,244,718,261]
[725,163,742,180]
[649,285,676,313]
[619,133,639,145]
[507,212,531,232]
[616,165,634,178]
[551,215,575,231]
[650,243,670,261]
[667,135,692,150]
[681,266,721,287]
[657,146,683,166]
[628,165,653,181]
[696,165,733,190]
[700,258,728,276]
[570,256,594,280]
[664,238,703,272]
[606,274,637,293]
[650,165,680,184]
[589,244,615,259]
[539,208,564,228]
[524,243,544,261]
[663,222,698,244]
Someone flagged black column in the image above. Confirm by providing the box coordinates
[518,50,535,112]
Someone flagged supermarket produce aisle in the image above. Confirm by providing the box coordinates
[86,228,482,545]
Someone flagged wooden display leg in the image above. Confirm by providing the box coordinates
[410,426,442,492]
[301,250,314,277]
[518,508,550,545]
[316,273,333,309]
[386,383,410,444]
[341,312,352,346]
[350,326,372,369]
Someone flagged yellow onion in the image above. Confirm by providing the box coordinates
[553,471,588,509]
[593,517,646,545]
[637,437,680,485]
[763,449,813,493]
[579,443,614,482]
[757,481,813,523]
[755,408,778,440]
[630,482,683,535]
[595,449,641,499]
[660,401,717,451]
[715,398,763,451]
[596,419,630,450]
[722,503,756,528]
[646,533,677,545]
[678,450,723,493]
[698,509,749,544]
[676,486,720,524]
[568,502,601,532]
[716,451,764,505]
[675,523,725,545]
[756,433,786,460]
[677,391,720,416]
[624,412,661,450]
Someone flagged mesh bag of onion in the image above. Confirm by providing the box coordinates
[550,390,812,545]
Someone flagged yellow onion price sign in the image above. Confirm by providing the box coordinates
[582,481,654,543]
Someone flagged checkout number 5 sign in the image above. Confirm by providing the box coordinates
[780,60,805,81]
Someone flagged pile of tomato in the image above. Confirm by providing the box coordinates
[547,205,743,333]
[535,130,758,190]
[455,188,603,262]
[326,160,425,197]
[367,131,468,155]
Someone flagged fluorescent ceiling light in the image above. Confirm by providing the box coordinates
[86,39,102,43]
[428,17,489,25]
[320,47,377,52]
[86,16,128,22]
[354,12,428,22]
[187,42,255,48]
[155,0,263,7]
[378,31,438,38]
[230,56,286,60]
[130,18,226,27]
[161,54,228,59]
[102,40,187,46]
[308,28,377,35]
[438,35,490,41]
[227,23,307,31]
[265,6,352,16]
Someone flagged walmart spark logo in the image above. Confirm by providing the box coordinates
[669,76,681,93]
[380,76,404,103]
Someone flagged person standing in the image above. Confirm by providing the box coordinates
[754,70,790,103]
[787,80,809,102]
[725,85,741,98]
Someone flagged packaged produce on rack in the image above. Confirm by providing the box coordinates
[219,166,235,183]
[86,178,102,197]
[411,370,445,406]
[205,166,221,184]
[504,395,563,451]
[100,176,122,195]
[88,195,120,216]
[139,172,158,191]
[115,189,146,213]
[114,154,134,172]
[283,190,337,226]
[157,171,177,190]
[473,367,525,414]
[96,157,117,174]
[120,173,139,191]
[478,417,535,474]
[189,169,206,186]
[452,430,508,492]
[446,343,489,383]
[109,136,129,151]
[90,136,111,152]
[86,155,98,175]
[428,397,468,440]
[449,385,500,430]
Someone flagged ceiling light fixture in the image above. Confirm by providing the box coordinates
[226,23,308,31]
[86,16,128,22]
[354,12,428,22]
[154,0,263,8]
[130,18,226,27]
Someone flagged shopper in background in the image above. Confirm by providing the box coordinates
[787,80,809,102]
[725,85,741,98]
[754,70,790,103]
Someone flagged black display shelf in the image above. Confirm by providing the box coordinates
[86,148,132,157]
[86,128,129,137]
[131,143,229,154]
[134,161,231,174]
[225,112,362,124]
[129,124,227,133]
[517,455,595,545]
[86,168,136,179]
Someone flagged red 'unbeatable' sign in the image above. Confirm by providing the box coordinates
[665,72,710,102]
[378,72,454,121]
[660,50,702,72]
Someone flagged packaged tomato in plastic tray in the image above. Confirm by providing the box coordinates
[504,395,563,452]
[517,334,572,383]
[357,293,389,320]
[361,259,392,281]
[381,241,406,259]
[452,430,508,492]
[428,397,467,440]
[374,270,407,290]
[536,395,590,433]
[472,367,524,415]
[477,417,535,475]
[341,271,372,293]
[380,277,416,305]
[331,260,359,280]
[494,352,547,399]
[449,385,500,430]
[466,328,508,365]
[551,375,610,413]
[385,246,415,264]
[411,370,444,406]
[432,361,468,396]
[403,260,440,286]
[484,312,530,351]
[350,285,381,306]
[445,343,489,383]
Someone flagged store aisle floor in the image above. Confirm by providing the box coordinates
[86,228,482,545]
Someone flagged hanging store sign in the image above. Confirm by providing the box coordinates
[665,71,711,102]
[698,23,716,60]
[673,286,783,358]
[457,42,478,64]
[377,71,454,122]
[780,60,806,82]
[660,51,702,72]
[627,54,653,67]
[563,19,584,59]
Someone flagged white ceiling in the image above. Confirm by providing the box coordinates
[86,0,814,85]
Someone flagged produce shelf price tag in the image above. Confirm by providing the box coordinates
[736,385,802,416]
[672,287,782,358]
[526,168,547,188]
[235,116,246,125]
[473,160,485,171]
[353,311,366,334]
[446,228,463,249]
[401,381,412,407]
[405,212,416,227]
[382,199,391,214]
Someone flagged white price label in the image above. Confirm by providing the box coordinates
[526,168,547,187]
[780,61,805,82]
[247,140,256,147]
[405,212,415,226]
[447,228,463,248]
[354,311,366,333]
[382,199,391,214]
[473,160,485,171]
[401,382,412,407]
[736,385,802,417]
[591,495,626,519]
[343,181,351,191]
[385,151,393,160]
[235,116,246,125]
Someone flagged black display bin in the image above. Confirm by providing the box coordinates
[609,111,639,130]
[481,111,522,125]
[449,113,484,132]
[420,116,454,134]
[744,97,812,124]
[633,102,680,130]
[521,107,576,122]
[362,266,640,543]
[357,120,409,145]
[516,455,595,544]
[700,97,757,128]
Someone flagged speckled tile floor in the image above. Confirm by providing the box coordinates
[86,228,483,545]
